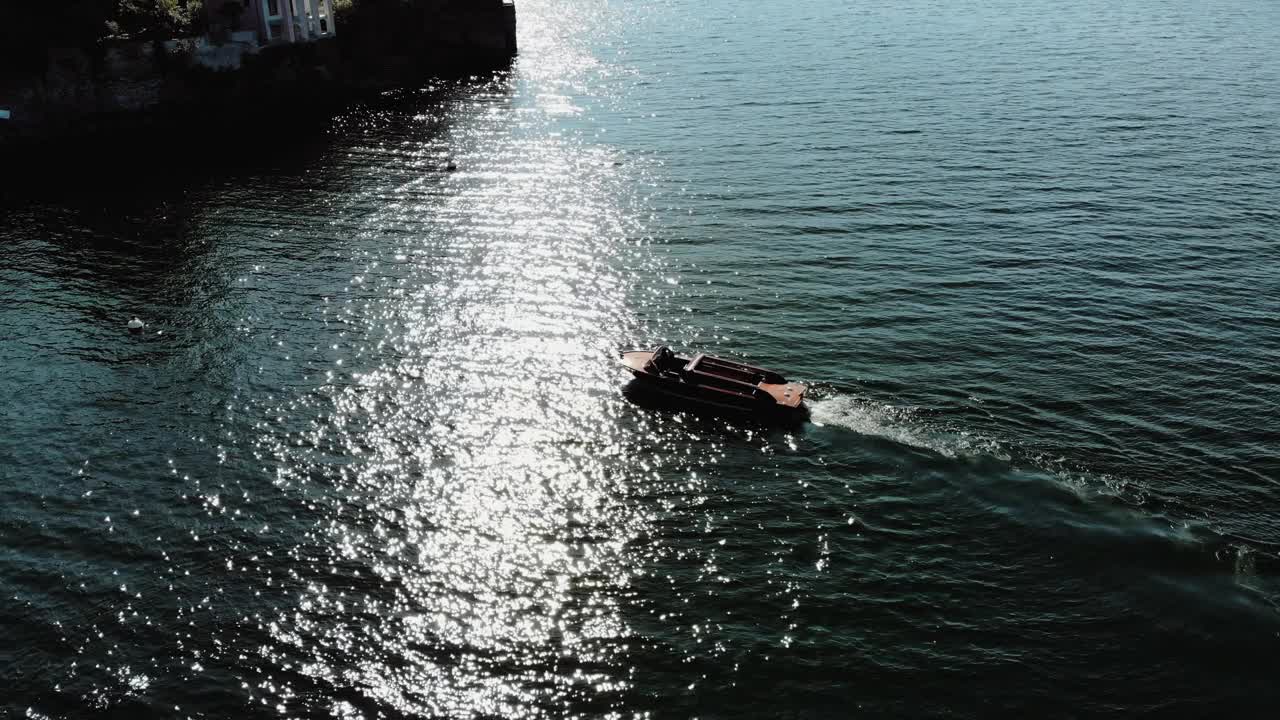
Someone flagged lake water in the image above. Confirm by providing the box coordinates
[3,0,1279,716]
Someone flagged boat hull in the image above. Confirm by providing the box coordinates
[624,375,809,424]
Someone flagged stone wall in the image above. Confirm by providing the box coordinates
[0,41,167,141]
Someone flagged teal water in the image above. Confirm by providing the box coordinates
[3,0,1279,716]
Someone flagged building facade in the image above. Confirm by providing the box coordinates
[205,0,337,46]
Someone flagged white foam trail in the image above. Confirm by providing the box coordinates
[807,394,998,459]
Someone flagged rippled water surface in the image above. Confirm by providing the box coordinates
[3,0,1280,716]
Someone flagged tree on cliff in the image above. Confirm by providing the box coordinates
[113,1,208,39]
[0,0,204,69]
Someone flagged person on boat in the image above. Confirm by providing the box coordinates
[651,346,678,373]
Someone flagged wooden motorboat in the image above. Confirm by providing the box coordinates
[619,346,807,421]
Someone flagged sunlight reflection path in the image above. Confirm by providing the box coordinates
[255,5,666,714]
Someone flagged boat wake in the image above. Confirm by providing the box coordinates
[806,393,1004,460]
[805,393,1280,604]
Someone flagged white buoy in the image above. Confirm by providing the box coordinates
[127,317,144,333]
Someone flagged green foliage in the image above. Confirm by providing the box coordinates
[158,0,209,37]
[111,0,208,39]
[0,0,207,56]
[331,0,358,29]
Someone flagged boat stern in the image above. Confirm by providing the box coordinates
[760,381,806,410]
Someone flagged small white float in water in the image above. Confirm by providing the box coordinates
[127,317,144,333]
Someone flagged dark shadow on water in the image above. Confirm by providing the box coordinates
[0,70,513,199]
[0,72,514,303]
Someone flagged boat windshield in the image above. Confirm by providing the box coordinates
[651,346,676,371]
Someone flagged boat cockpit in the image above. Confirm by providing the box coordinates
[648,345,682,374]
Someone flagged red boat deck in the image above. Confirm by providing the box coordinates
[619,347,806,412]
